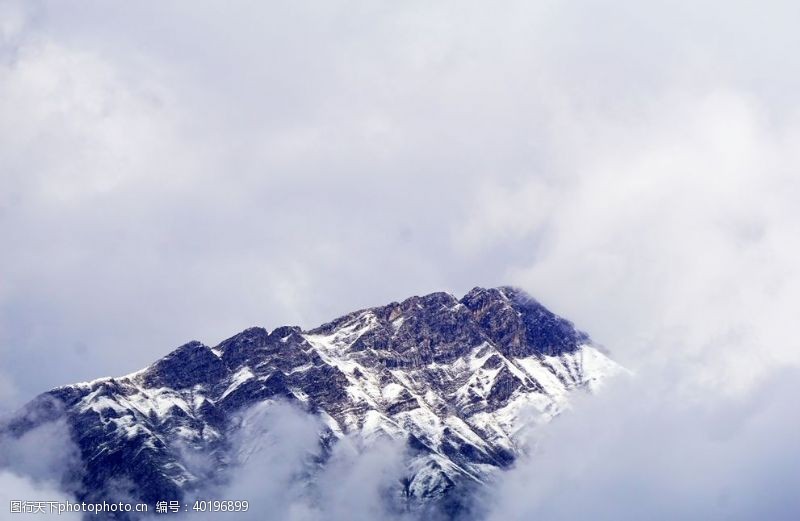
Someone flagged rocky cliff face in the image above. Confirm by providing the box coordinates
[2,287,621,518]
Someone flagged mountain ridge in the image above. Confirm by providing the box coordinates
[2,286,622,519]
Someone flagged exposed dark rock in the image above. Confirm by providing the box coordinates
[1,286,610,521]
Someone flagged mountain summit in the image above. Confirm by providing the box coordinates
[3,287,621,518]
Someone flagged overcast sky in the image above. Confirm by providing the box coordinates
[1,0,799,472]
[2,1,800,518]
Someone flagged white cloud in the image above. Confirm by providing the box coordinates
[484,370,800,520]
[495,89,800,392]
[0,471,82,520]
[180,401,410,521]
[0,420,83,520]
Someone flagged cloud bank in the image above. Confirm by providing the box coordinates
[484,370,800,520]
[0,420,83,520]
[179,401,412,521]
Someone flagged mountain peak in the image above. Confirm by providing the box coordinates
[3,286,621,519]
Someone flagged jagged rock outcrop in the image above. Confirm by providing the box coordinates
[2,286,621,519]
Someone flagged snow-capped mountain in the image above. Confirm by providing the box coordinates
[3,287,621,518]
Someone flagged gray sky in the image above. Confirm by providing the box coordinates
[1,0,799,443]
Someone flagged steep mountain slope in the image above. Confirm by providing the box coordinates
[2,287,621,518]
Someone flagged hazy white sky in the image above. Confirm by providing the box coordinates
[1,0,798,437]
